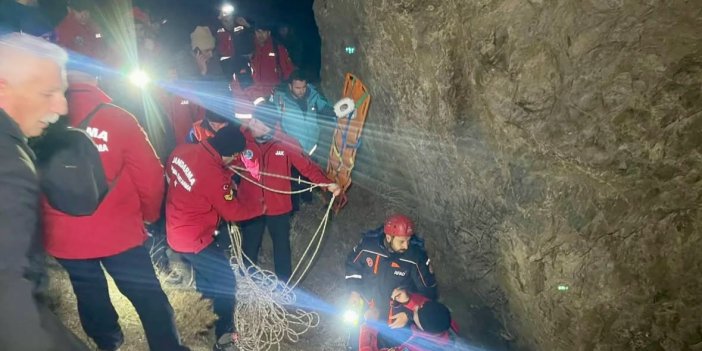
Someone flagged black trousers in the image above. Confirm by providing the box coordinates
[240,213,292,281]
[182,242,236,339]
[290,168,313,212]
[57,246,187,351]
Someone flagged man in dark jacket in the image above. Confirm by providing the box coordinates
[0,32,90,351]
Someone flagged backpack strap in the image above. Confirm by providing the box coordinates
[77,103,115,130]
[76,103,122,189]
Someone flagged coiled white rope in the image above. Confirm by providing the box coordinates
[225,165,337,350]
[229,224,320,351]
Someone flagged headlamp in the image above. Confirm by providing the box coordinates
[221,4,235,16]
[128,69,151,88]
[342,309,360,325]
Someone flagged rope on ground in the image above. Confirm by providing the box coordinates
[229,225,320,351]
[225,165,337,350]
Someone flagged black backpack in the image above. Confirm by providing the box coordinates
[33,104,113,216]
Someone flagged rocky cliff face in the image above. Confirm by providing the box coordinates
[314,1,702,350]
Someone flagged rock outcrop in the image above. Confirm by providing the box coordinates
[314,1,702,350]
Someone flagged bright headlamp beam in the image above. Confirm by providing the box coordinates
[129,69,150,88]
[342,310,359,325]
[221,4,234,15]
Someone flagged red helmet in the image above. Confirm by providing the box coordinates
[384,214,414,237]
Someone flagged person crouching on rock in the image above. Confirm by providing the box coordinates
[165,120,264,351]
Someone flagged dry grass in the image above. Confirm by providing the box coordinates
[45,194,378,351]
[47,263,216,351]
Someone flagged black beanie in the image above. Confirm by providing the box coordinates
[205,109,230,125]
[417,301,451,334]
[207,124,246,157]
[253,101,281,129]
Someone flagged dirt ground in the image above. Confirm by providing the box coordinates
[47,187,394,351]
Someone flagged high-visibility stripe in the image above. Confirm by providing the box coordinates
[399,258,429,287]
[345,275,362,279]
[308,144,318,156]
[235,113,252,119]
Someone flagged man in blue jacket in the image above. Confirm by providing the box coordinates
[271,70,334,208]
[271,70,333,159]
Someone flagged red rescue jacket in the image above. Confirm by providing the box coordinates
[234,129,330,216]
[160,92,205,146]
[166,140,263,253]
[55,14,104,59]
[43,83,164,259]
[216,27,234,58]
[251,37,294,89]
[231,80,273,118]
[359,293,458,351]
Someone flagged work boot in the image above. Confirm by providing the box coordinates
[97,332,124,351]
[213,332,240,351]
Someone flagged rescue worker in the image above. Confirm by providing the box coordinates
[160,60,206,146]
[188,108,231,143]
[166,121,264,351]
[0,32,90,351]
[55,0,104,59]
[235,101,341,281]
[345,214,438,348]
[215,6,255,79]
[42,63,189,351]
[251,22,294,90]
[360,297,453,351]
[230,57,273,119]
